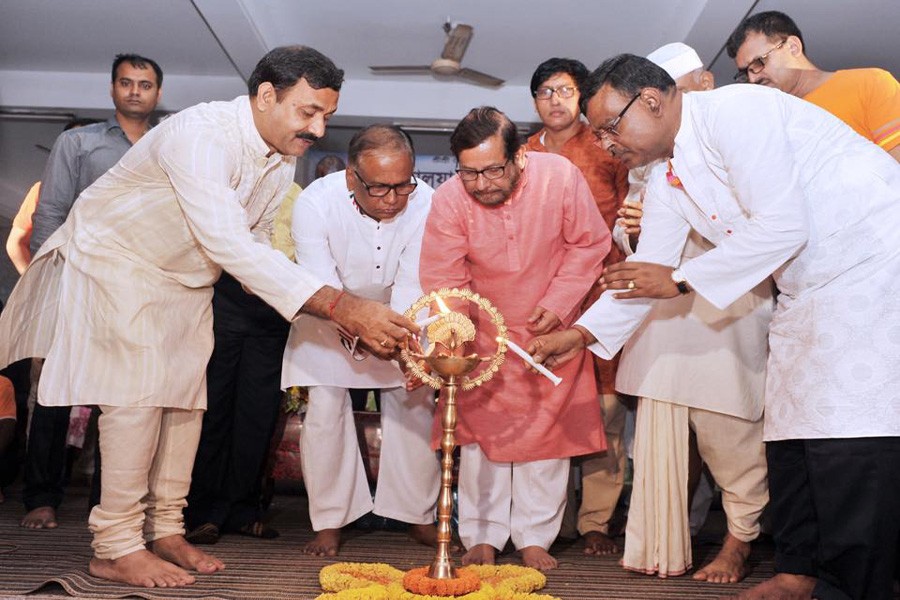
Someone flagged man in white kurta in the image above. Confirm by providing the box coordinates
[0,47,419,589]
[532,54,900,600]
[282,125,440,556]
[612,43,772,584]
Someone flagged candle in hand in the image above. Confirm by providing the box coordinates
[416,313,445,328]
[496,336,563,386]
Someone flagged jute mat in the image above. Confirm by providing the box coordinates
[0,486,777,599]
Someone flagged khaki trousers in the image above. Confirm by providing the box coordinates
[572,393,627,535]
[623,398,768,576]
[88,405,203,560]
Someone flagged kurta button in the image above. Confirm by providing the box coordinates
[377,246,381,250]
[726,229,733,234]
[376,265,380,269]
[711,214,717,220]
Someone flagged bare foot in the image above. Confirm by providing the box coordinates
[520,545,558,571]
[582,530,619,555]
[408,523,461,551]
[304,528,341,556]
[461,543,496,566]
[89,549,195,587]
[734,573,817,599]
[149,534,224,574]
[21,506,58,529]
[693,533,750,583]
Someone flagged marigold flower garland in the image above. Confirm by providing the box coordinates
[317,562,560,600]
[403,566,481,595]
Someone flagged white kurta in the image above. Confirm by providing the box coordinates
[614,165,773,420]
[281,171,433,388]
[579,85,900,441]
[0,96,324,410]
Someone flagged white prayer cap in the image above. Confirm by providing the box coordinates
[647,43,703,80]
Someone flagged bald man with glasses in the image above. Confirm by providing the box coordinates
[281,124,440,557]
[524,58,630,557]
[727,10,899,162]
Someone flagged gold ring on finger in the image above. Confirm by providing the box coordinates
[627,280,636,290]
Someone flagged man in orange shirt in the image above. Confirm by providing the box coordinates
[727,10,899,161]
[525,58,630,556]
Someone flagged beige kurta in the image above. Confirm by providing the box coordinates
[0,96,323,410]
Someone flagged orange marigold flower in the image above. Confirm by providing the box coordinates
[402,566,482,596]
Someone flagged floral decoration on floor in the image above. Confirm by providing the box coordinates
[317,562,560,599]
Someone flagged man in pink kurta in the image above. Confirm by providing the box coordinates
[419,106,609,571]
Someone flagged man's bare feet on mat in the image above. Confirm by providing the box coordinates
[89,549,195,587]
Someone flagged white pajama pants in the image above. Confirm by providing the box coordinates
[458,443,569,552]
[89,405,203,560]
[302,385,439,530]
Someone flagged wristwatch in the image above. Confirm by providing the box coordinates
[671,269,691,295]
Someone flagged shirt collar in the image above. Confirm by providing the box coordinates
[670,93,694,175]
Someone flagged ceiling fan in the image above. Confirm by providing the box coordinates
[369,22,505,88]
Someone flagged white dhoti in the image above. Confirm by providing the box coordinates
[89,405,203,559]
[458,444,569,551]
[301,385,439,531]
[623,398,768,577]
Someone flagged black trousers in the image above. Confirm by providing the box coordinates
[22,403,70,511]
[185,273,289,532]
[767,437,900,600]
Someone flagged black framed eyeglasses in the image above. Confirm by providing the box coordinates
[534,85,577,100]
[353,169,417,197]
[733,39,786,83]
[593,92,641,141]
[456,159,510,182]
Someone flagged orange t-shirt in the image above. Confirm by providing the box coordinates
[0,376,15,421]
[803,68,900,152]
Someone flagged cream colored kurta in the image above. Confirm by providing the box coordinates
[0,96,324,410]
[614,165,773,420]
[281,171,433,388]
[579,86,900,441]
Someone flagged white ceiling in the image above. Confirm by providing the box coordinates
[0,0,897,217]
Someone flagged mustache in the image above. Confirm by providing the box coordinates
[296,132,320,143]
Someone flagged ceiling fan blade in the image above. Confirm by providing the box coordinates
[457,68,505,88]
[369,65,433,75]
[441,24,473,63]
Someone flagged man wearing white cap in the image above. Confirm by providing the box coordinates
[612,42,773,584]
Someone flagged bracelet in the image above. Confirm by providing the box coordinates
[574,326,592,348]
[328,290,347,320]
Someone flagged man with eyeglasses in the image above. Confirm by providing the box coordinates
[420,106,610,571]
[530,53,900,600]
[726,10,899,162]
[613,42,772,585]
[281,124,440,558]
[523,57,630,558]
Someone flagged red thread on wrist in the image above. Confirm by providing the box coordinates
[328,291,346,320]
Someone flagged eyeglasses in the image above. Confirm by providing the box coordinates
[592,92,641,140]
[456,159,510,182]
[534,85,577,100]
[353,169,417,197]
[733,39,786,83]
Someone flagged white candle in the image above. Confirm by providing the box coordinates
[416,313,445,329]
[497,337,563,386]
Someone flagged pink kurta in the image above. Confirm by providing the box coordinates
[420,152,609,462]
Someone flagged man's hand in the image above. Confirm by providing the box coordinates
[335,295,419,360]
[616,199,644,236]
[527,327,589,370]
[599,261,683,300]
[303,287,419,360]
[526,306,561,336]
